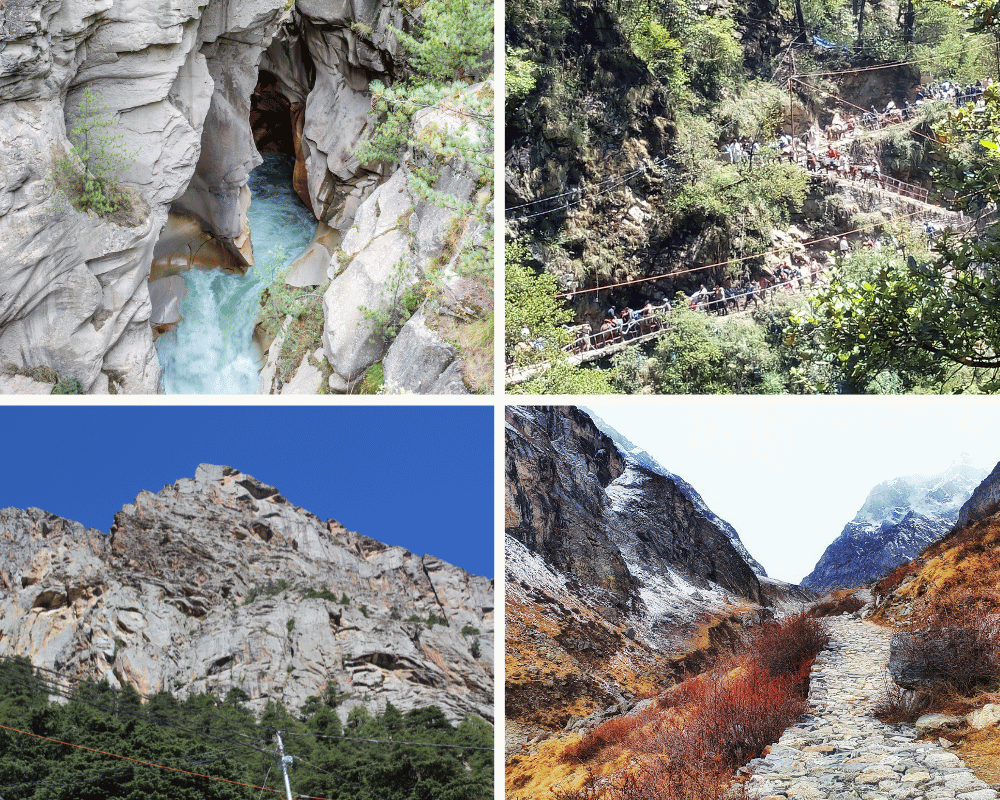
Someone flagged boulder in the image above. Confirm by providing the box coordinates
[915,713,964,735]
[382,307,468,394]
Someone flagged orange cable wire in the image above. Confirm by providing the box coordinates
[557,203,953,298]
[0,723,327,800]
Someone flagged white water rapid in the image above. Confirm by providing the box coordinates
[155,152,317,394]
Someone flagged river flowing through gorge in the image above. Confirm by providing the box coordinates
[155,153,317,394]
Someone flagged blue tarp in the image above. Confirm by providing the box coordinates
[812,36,850,51]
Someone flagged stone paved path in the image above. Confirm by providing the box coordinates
[746,616,999,800]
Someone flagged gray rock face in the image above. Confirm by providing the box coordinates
[506,406,763,636]
[580,407,768,577]
[802,458,987,592]
[957,459,1000,528]
[262,0,403,228]
[382,307,469,394]
[0,465,493,724]
[320,94,490,392]
[0,0,287,392]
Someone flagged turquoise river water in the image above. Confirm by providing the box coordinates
[155,153,317,394]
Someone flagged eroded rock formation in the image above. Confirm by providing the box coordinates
[0,0,288,393]
[0,464,494,723]
[1,0,491,394]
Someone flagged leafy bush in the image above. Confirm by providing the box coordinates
[242,578,290,605]
[51,88,138,219]
[302,587,339,602]
[51,376,85,395]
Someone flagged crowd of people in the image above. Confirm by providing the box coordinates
[916,78,991,107]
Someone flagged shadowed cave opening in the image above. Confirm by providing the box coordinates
[250,70,296,157]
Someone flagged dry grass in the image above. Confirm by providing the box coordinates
[510,614,828,800]
[869,509,1000,791]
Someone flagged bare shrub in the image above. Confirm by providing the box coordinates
[872,676,929,724]
[749,612,829,687]
[899,594,1000,695]
[808,595,865,617]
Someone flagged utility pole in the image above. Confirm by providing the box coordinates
[275,731,295,800]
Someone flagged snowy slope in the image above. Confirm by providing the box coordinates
[581,406,768,577]
[801,456,988,591]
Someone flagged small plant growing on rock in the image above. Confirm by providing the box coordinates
[51,88,138,219]
[51,375,84,394]
[358,257,420,342]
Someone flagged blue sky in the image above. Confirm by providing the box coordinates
[0,405,494,579]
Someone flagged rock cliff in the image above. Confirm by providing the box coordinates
[957,459,1000,528]
[0,464,493,723]
[0,0,288,393]
[580,406,768,577]
[0,0,492,394]
[802,457,987,592]
[505,406,765,736]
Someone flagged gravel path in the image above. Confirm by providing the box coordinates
[747,615,999,800]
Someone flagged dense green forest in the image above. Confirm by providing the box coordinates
[0,657,492,800]
[505,0,1000,393]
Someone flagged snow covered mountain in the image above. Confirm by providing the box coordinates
[801,456,988,592]
[505,406,767,736]
[580,406,768,577]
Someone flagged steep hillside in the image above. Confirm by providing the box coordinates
[0,464,493,723]
[505,405,765,740]
[802,458,986,592]
[872,459,1000,625]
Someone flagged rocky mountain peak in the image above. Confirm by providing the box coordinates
[0,466,493,724]
[802,459,989,592]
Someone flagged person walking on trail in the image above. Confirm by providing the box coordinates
[839,237,850,259]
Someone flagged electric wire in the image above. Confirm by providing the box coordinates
[0,662,270,756]
[0,723,300,798]
[0,746,246,794]
[553,202,967,299]
[289,753,392,800]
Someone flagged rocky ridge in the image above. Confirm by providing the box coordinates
[580,406,768,577]
[0,464,493,723]
[802,458,987,592]
[957,460,1000,528]
[505,405,767,738]
[506,406,763,631]
[747,615,998,799]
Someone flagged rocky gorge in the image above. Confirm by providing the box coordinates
[0,0,492,394]
[0,463,494,723]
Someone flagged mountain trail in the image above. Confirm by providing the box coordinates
[747,615,998,800]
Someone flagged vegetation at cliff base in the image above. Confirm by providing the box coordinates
[0,656,492,800]
[507,612,828,800]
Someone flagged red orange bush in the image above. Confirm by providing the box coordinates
[809,595,865,617]
[559,613,829,799]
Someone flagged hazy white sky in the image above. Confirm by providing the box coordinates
[587,399,1000,584]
